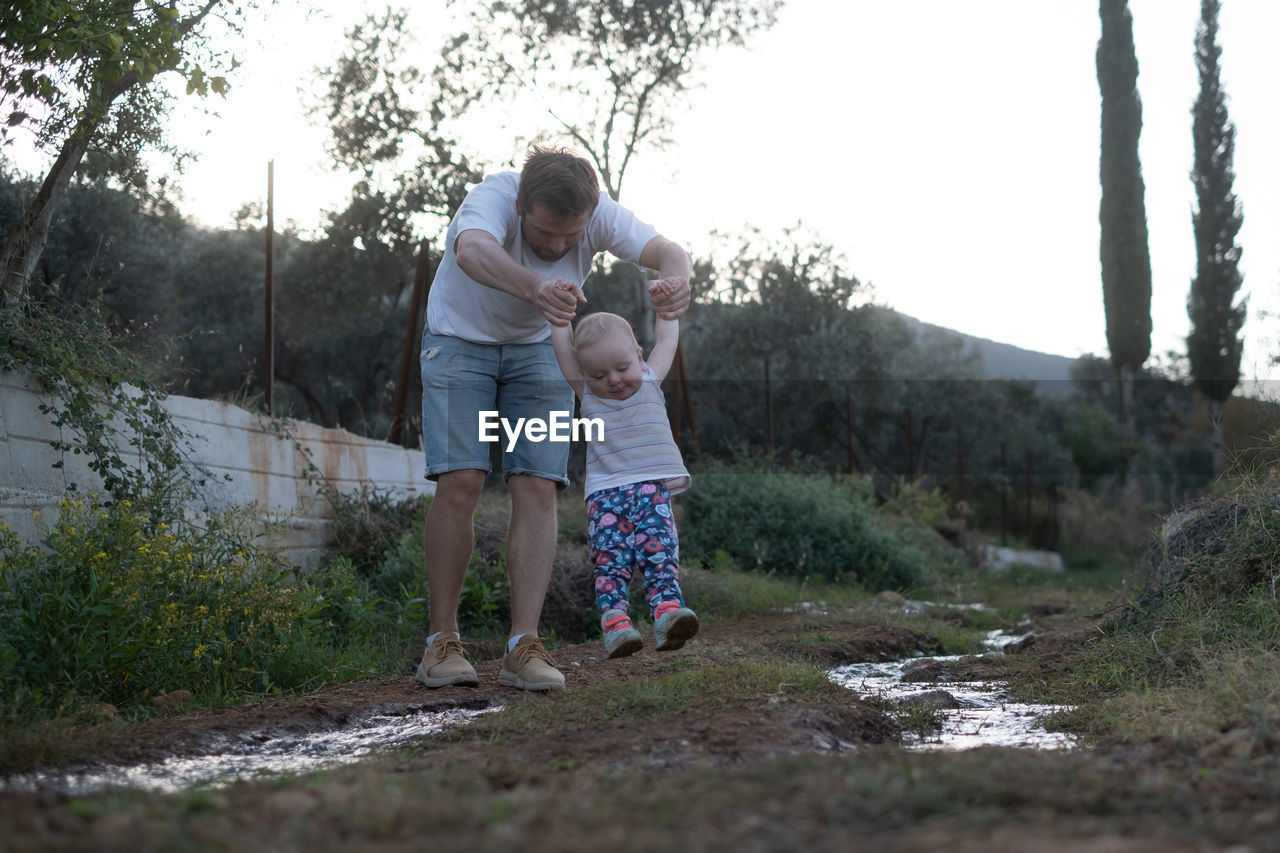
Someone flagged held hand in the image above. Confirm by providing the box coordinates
[535,278,586,326]
[648,275,691,320]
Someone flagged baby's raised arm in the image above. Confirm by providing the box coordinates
[549,282,586,396]
[646,280,680,382]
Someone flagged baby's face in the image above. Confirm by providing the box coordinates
[576,334,644,400]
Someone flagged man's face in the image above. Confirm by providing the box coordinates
[518,200,590,263]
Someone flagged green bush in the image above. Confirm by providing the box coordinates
[0,497,304,710]
[372,525,511,641]
[681,468,929,591]
[0,496,425,717]
[325,487,428,581]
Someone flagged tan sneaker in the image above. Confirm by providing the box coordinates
[497,636,565,692]
[415,634,479,688]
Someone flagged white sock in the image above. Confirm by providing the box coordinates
[427,630,459,646]
[507,633,526,653]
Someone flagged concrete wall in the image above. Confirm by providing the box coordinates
[0,369,433,568]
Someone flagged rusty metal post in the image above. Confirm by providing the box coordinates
[1025,448,1033,541]
[764,355,774,462]
[264,160,274,415]
[666,344,699,463]
[389,242,434,446]
[1000,440,1008,547]
[676,345,699,462]
[846,383,854,475]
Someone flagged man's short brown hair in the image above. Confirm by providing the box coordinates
[518,146,600,218]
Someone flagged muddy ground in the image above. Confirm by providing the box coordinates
[2,607,1278,852]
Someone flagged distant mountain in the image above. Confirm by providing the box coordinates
[890,310,1082,390]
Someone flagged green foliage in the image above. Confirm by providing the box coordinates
[323,488,514,641]
[1187,0,1245,406]
[0,293,198,503]
[0,158,188,309]
[681,462,931,591]
[0,0,248,307]
[0,0,234,149]
[1035,461,1280,742]
[0,495,430,720]
[1097,0,1153,375]
[325,487,429,581]
[0,496,304,711]
[366,526,511,641]
[310,7,483,256]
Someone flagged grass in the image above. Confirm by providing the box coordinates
[10,740,1276,852]
[461,658,843,741]
[12,466,1280,849]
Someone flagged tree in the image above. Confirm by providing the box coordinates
[0,0,239,306]
[0,155,188,324]
[1096,0,1152,462]
[1186,0,1245,477]
[315,1,781,433]
[316,0,779,259]
[313,7,484,255]
[440,0,779,202]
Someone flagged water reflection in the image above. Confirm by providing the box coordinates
[1,704,499,796]
[829,628,1077,751]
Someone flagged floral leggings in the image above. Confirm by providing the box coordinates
[587,481,683,617]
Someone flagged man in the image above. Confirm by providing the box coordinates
[416,145,692,691]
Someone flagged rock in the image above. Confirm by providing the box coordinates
[1004,633,1036,654]
[896,690,965,710]
[150,689,193,712]
[976,545,1065,573]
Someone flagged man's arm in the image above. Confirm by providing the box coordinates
[549,322,585,397]
[637,235,693,320]
[454,229,582,325]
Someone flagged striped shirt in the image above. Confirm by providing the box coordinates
[580,363,691,499]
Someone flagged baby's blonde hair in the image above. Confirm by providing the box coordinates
[573,311,638,352]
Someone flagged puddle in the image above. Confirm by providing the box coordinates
[829,627,1077,751]
[0,703,499,796]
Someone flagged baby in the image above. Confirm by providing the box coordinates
[550,280,699,657]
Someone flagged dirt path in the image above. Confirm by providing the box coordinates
[42,616,928,772]
[4,606,1274,852]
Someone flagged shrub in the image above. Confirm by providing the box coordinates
[0,496,427,717]
[325,487,428,581]
[0,497,308,711]
[680,468,930,591]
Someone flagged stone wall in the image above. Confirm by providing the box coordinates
[0,369,433,568]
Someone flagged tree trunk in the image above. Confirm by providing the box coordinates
[1119,362,1137,481]
[1209,398,1225,478]
[0,1,221,306]
[0,72,138,306]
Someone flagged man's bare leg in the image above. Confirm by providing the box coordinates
[505,474,558,638]
[423,469,486,635]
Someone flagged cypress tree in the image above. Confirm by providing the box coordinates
[1186,0,1246,475]
[1097,0,1152,462]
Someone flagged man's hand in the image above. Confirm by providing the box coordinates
[536,278,586,326]
[648,276,691,320]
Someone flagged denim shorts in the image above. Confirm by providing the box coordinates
[419,331,574,486]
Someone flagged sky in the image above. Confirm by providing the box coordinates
[30,1,1280,385]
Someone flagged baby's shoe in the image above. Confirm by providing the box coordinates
[653,601,699,651]
[601,609,643,659]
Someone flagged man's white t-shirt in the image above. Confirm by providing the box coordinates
[426,171,660,345]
